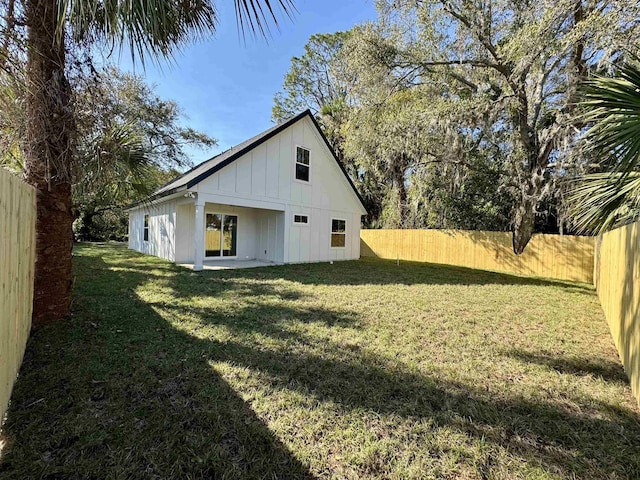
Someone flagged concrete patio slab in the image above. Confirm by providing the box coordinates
[179,259,278,271]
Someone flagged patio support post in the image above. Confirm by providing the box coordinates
[283,206,291,263]
[194,198,205,271]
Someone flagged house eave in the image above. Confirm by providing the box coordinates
[125,187,189,211]
[131,109,368,215]
[184,110,312,189]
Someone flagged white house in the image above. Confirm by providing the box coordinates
[127,110,367,270]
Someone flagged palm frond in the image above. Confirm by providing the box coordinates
[568,172,640,234]
[59,0,296,62]
[580,63,640,177]
[76,121,155,201]
[234,0,296,39]
[59,0,218,62]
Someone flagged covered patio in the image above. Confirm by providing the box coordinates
[174,193,286,271]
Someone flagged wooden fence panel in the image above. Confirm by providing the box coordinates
[0,168,36,428]
[594,221,640,404]
[360,229,595,283]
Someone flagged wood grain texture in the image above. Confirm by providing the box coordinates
[594,221,640,404]
[0,169,35,428]
[360,229,595,283]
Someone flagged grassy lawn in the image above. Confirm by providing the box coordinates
[1,243,639,479]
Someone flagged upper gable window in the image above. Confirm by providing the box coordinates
[143,214,149,242]
[295,146,310,182]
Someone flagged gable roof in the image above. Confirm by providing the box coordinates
[149,110,366,210]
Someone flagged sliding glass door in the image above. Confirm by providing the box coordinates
[222,215,238,257]
[205,213,238,258]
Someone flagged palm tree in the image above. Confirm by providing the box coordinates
[20,0,294,325]
[568,62,640,234]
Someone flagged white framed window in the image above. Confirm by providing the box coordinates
[331,218,346,248]
[143,214,149,242]
[295,146,310,182]
[293,214,309,225]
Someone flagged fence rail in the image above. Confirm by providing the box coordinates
[594,221,640,403]
[361,229,595,283]
[0,168,36,427]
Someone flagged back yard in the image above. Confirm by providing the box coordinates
[1,244,639,479]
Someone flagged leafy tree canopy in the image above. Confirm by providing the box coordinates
[273,31,351,121]
[275,0,640,250]
[1,63,217,240]
[72,66,217,240]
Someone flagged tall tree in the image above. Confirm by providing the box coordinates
[3,0,294,325]
[1,66,214,237]
[345,0,640,252]
[273,31,352,168]
[72,67,217,241]
[341,39,513,229]
[342,89,421,227]
[273,31,350,121]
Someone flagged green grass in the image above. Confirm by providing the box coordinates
[1,243,639,479]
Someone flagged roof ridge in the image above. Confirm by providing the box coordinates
[152,110,311,196]
[133,109,366,213]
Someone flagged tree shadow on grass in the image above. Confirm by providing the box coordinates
[1,244,637,479]
[504,348,630,385]
[229,257,595,293]
[206,339,640,478]
[0,253,316,479]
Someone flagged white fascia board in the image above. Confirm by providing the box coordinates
[125,188,189,211]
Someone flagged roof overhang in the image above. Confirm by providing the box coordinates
[125,188,188,211]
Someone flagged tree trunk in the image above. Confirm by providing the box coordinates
[394,155,407,227]
[510,81,547,255]
[512,155,548,254]
[23,0,74,326]
[512,198,535,254]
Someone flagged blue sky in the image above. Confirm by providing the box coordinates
[114,0,377,167]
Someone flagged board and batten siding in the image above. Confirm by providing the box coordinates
[194,115,364,263]
[0,168,36,430]
[196,117,361,213]
[288,208,361,263]
[256,210,285,263]
[128,200,177,262]
[175,203,266,263]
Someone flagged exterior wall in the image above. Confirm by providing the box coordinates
[256,210,285,263]
[128,200,177,262]
[195,116,365,263]
[175,203,195,263]
[287,208,361,263]
[174,203,359,265]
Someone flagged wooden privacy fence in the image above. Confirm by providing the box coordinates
[0,168,36,427]
[594,221,640,403]
[360,229,595,283]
